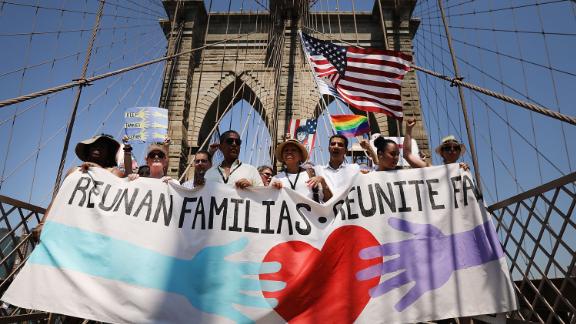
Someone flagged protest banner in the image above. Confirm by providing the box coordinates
[2,165,517,323]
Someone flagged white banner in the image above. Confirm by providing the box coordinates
[2,165,517,323]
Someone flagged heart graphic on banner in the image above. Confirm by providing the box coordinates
[260,225,381,323]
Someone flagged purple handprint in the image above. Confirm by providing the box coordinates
[356,218,504,312]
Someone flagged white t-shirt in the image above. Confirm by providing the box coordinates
[271,170,323,202]
[314,162,360,195]
[205,160,264,187]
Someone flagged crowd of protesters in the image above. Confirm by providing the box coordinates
[32,120,470,240]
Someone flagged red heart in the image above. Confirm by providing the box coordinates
[260,225,381,323]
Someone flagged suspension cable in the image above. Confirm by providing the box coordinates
[0,32,255,109]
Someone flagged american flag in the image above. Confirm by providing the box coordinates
[300,32,412,119]
[287,119,317,157]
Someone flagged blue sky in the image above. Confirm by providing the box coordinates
[0,0,574,208]
[0,0,574,283]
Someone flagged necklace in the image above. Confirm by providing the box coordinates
[284,167,302,190]
[217,161,242,183]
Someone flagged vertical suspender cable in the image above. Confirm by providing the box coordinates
[52,0,105,197]
[437,0,483,198]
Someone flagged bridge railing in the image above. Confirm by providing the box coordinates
[0,175,574,323]
[0,195,47,322]
[488,172,576,324]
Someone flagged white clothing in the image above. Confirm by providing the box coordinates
[181,180,195,189]
[271,170,323,202]
[205,160,264,187]
[314,162,360,195]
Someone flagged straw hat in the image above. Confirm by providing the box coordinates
[75,134,120,167]
[275,139,308,163]
[435,135,466,156]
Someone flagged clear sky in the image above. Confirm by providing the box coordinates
[0,0,574,215]
[0,0,574,284]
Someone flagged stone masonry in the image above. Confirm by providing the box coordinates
[159,0,428,179]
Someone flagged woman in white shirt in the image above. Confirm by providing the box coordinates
[271,139,332,203]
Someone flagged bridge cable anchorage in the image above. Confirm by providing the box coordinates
[0,32,256,109]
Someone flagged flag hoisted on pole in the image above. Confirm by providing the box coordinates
[300,32,412,119]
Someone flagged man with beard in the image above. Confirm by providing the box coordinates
[205,130,263,188]
[314,134,374,196]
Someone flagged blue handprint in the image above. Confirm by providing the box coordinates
[356,218,504,312]
[30,221,284,323]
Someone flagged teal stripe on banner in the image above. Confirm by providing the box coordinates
[30,222,284,323]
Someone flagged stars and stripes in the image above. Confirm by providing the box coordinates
[300,32,412,119]
[287,119,317,157]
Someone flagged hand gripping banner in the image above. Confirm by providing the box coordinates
[2,165,517,323]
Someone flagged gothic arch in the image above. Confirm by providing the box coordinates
[193,71,274,148]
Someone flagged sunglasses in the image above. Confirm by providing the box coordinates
[224,138,242,146]
[330,142,345,147]
[441,145,461,152]
[195,159,209,164]
[261,172,272,177]
[147,151,166,159]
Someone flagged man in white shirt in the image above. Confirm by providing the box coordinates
[205,130,264,188]
[182,150,212,189]
[314,134,364,195]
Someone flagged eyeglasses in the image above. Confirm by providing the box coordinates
[261,172,272,177]
[147,151,166,159]
[224,138,242,146]
[441,145,461,152]
[195,159,209,164]
[330,142,345,148]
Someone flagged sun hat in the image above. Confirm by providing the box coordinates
[75,134,120,167]
[434,135,466,156]
[275,139,309,163]
[146,143,168,158]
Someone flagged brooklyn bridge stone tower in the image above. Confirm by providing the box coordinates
[159,0,427,178]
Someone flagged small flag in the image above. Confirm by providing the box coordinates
[331,114,370,138]
[287,119,317,154]
[300,32,412,119]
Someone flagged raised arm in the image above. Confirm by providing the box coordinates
[403,118,427,168]
[360,139,378,165]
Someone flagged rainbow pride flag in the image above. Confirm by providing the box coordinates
[331,114,370,138]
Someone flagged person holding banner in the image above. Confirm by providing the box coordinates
[257,165,273,186]
[182,150,212,189]
[32,134,123,241]
[403,118,469,170]
[128,138,173,182]
[204,130,263,188]
[374,136,402,171]
[271,139,332,203]
[314,135,361,195]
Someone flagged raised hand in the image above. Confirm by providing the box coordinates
[405,117,416,129]
[356,218,504,312]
